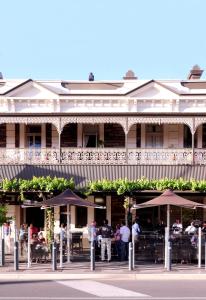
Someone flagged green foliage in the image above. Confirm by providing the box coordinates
[87,177,206,195]
[45,208,54,244]
[0,205,8,226]
[0,176,75,195]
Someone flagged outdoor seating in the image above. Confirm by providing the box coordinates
[30,243,49,263]
[71,232,83,254]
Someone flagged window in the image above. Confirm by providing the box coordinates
[75,207,87,228]
[146,124,163,148]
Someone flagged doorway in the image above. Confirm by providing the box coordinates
[25,207,44,229]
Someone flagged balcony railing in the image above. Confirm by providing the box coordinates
[0,148,206,165]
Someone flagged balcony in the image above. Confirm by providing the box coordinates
[1,148,206,165]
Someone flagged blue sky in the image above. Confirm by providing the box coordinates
[1,0,206,80]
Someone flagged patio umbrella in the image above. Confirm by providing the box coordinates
[132,189,206,229]
[23,189,103,263]
[132,189,206,270]
[41,188,104,263]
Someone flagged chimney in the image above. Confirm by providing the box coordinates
[88,72,94,81]
[123,70,137,80]
[0,72,3,79]
[187,65,203,80]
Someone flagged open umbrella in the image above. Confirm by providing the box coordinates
[132,189,206,270]
[23,189,103,263]
[41,188,103,263]
[132,189,206,228]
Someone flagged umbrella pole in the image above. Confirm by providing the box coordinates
[166,204,171,270]
[67,204,71,263]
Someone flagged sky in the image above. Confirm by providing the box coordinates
[1,0,206,81]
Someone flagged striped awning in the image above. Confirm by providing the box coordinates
[1,164,206,188]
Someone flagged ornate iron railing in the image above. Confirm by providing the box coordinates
[0,147,205,165]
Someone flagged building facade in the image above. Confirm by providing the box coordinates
[1,66,206,230]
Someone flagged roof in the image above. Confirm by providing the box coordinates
[2,164,206,188]
[2,78,206,96]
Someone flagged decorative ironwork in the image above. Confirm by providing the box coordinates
[1,147,206,165]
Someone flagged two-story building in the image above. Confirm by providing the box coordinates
[1,66,206,230]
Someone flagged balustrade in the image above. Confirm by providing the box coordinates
[0,147,205,165]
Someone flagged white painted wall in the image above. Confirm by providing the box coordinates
[6,124,15,149]
[127,124,136,148]
[52,124,59,148]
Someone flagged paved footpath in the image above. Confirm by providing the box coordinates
[1,260,206,281]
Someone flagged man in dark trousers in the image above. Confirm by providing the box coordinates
[99,219,113,262]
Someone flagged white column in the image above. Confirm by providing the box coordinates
[19,124,26,148]
[106,196,111,225]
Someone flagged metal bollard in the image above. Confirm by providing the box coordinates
[129,242,133,271]
[14,241,19,271]
[198,227,202,269]
[90,241,95,271]
[59,230,63,268]
[167,239,172,271]
[0,238,5,266]
[205,241,206,270]
[52,242,57,271]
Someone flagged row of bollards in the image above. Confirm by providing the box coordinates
[1,225,206,272]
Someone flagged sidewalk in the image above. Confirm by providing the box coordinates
[1,259,206,281]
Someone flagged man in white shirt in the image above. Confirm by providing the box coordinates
[132,219,141,240]
[120,220,130,261]
[172,219,183,235]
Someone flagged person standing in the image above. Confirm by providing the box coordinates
[99,219,113,262]
[120,220,130,261]
[132,218,141,240]
[114,224,121,260]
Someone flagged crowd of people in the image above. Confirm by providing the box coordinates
[2,217,206,263]
[87,218,206,262]
[88,219,140,262]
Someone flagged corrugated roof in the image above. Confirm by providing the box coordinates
[1,164,206,188]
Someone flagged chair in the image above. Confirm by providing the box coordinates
[71,232,83,254]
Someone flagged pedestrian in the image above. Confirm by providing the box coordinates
[3,222,11,254]
[99,219,113,262]
[132,218,141,241]
[114,224,121,260]
[120,220,130,261]
[19,224,27,256]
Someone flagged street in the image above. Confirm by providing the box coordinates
[0,279,206,299]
